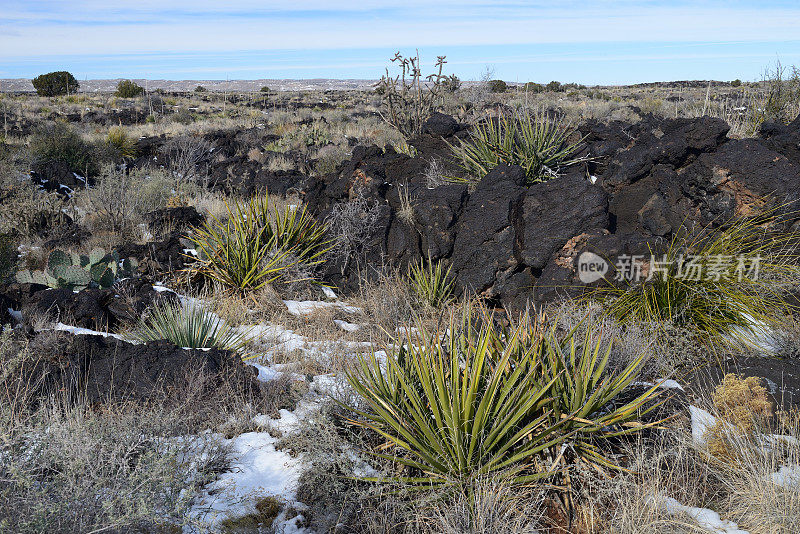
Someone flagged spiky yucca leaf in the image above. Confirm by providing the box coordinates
[446,110,589,186]
[534,317,663,469]
[597,208,799,348]
[271,204,332,266]
[346,303,568,489]
[408,260,455,309]
[128,299,252,353]
[187,196,298,292]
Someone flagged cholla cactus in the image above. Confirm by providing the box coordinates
[377,51,450,138]
[15,248,139,291]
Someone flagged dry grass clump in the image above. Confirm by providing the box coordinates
[716,433,800,533]
[571,432,725,534]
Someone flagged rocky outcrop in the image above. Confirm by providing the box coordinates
[5,332,261,406]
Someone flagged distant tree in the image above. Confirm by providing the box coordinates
[115,79,144,98]
[524,82,544,93]
[546,80,563,92]
[489,79,507,93]
[731,79,742,87]
[194,85,207,93]
[260,86,270,93]
[32,71,79,97]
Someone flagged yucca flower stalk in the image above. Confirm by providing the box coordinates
[128,299,252,354]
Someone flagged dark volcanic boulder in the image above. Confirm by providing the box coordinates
[145,206,204,235]
[117,231,194,274]
[451,165,527,296]
[423,112,460,137]
[533,230,654,303]
[759,115,800,167]
[412,184,469,261]
[603,116,730,192]
[12,332,261,406]
[22,281,177,331]
[681,138,800,221]
[516,171,610,270]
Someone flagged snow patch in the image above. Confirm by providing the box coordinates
[283,300,361,317]
[658,495,749,533]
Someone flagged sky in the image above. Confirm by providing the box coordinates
[2,1,800,85]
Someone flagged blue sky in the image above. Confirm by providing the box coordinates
[2,1,800,84]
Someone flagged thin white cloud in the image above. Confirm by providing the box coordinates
[2,2,800,58]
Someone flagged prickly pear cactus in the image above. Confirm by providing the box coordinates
[16,248,141,291]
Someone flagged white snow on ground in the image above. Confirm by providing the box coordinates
[53,322,126,340]
[283,299,362,317]
[689,406,717,445]
[187,430,310,533]
[334,319,360,332]
[321,286,337,299]
[658,495,750,534]
[771,465,800,488]
[726,314,780,353]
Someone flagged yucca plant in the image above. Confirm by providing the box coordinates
[535,318,663,470]
[346,302,663,493]
[447,110,589,186]
[271,204,332,267]
[187,196,297,292]
[346,303,567,489]
[106,126,138,160]
[408,260,456,309]
[598,209,799,348]
[128,299,252,353]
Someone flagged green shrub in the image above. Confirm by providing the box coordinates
[408,260,455,309]
[524,82,545,94]
[260,86,270,93]
[446,109,589,186]
[546,81,563,92]
[489,79,507,93]
[194,85,207,93]
[105,126,138,159]
[31,71,79,97]
[115,79,144,98]
[731,79,742,87]
[187,196,329,292]
[345,303,659,490]
[598,209,799,347]
[128,299,253,354]
[30,122,98,176]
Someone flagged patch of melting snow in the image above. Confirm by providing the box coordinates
[658,495,749,534]
[321,286,337,299]
[334,319,360,332]
[53,322,125,340]
[689,405,717,445]
[283,299,362,317]
[726,314,780,353]
[187,430,309,533]
[771,465,800,488]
